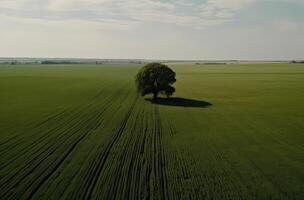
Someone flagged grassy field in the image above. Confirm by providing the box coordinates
[0,64,304,199]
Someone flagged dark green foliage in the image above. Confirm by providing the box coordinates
[135,63,176,99]
[290,60,304,64]
[41,60,81,64]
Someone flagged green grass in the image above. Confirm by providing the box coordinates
[0,64,304,199]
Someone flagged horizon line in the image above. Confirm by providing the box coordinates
[1,57,303,62]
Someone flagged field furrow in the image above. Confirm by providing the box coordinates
[0,85,131,199]
[1,64,303,200]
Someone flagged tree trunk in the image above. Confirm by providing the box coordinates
[153,80,158,100]
[153,92,158,100]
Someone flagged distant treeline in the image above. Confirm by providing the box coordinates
[195,62,227,65]
[0,59,145,65]
[0,61,39,65]
[41,60,82,64]
[289,61,304,64]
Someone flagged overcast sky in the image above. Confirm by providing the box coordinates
[0,0,303,60]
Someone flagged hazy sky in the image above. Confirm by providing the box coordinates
[0,0,303,60]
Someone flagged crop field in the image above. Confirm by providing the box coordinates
[0,64,304,199]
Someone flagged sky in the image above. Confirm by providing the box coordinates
[0,0,303,60]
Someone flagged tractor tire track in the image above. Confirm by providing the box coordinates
[91,99,146,200]
[0,86,109,154]
[28,87,134,200]
[63,95,138,200]
[0,84,127,168]
[0,84,131,199]
[1,105,107,199]
[68,100,171,200]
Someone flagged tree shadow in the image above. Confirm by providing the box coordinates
[145,97,212,108]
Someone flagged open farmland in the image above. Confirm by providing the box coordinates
[0,64,304,199]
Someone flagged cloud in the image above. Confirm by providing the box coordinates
[273,20,304,32]
[0,0,255,28]
[200,0,254,19]
[47,0,115,11]
[1,0,303,59]
[0,13,138,31]
[1,0,303,29]
[0,0,43,10]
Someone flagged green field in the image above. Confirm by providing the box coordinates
[0,64,304,199]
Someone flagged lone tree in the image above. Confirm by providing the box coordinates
[135,63,176,99]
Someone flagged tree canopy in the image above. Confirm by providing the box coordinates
[135,63,176,99]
